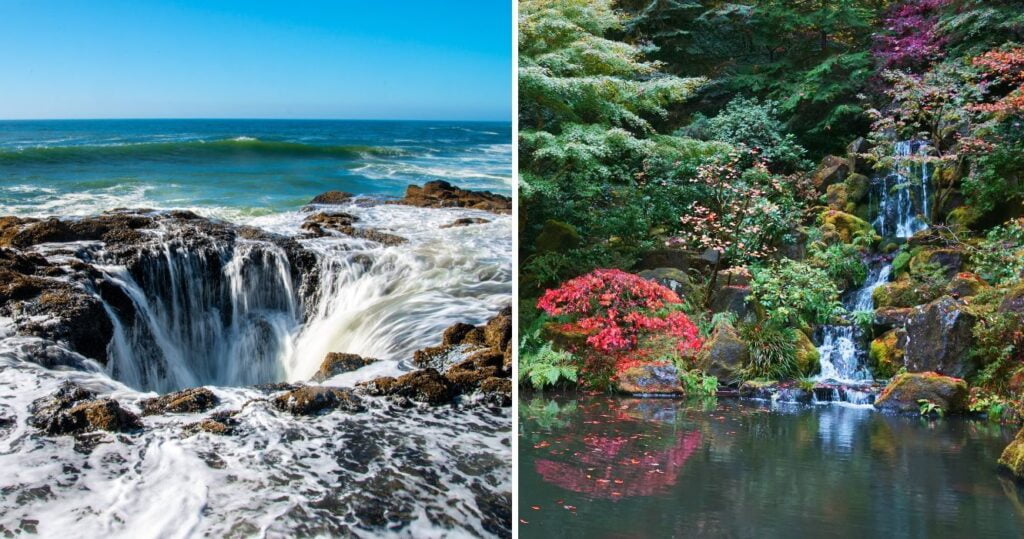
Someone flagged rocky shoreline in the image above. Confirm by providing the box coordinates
[1,181,513,439]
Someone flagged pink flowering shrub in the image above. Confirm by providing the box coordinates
[537,269,703,387]
[873,0,950,71]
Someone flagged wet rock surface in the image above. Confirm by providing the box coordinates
[312,352,379,382]
[391,181,511,213]
[29,382,142,435]
[140,387,220,415]
[301,211,407,245]
[440,217,491,228]
[272,386,366,415]
[903,296,976,378]
[359,369,456,406]
[616,364,685,395]
[874,372,968,414]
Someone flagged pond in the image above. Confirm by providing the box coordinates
[518,394,1024,538]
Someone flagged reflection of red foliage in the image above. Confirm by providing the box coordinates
[534,430,703,500]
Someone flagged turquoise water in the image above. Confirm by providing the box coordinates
[519,395,1024,538]
[0,119,511,220]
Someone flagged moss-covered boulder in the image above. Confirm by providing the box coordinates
[873,279,927,309]
[794,330,821,377]
[909,248,963,279]
[541,321,589,352]
[616,364,684,396]
[535,219,580,253]
[869,329,907,379]
[874,372,968,414]
[739,379,778,399]
[845,173,870,203]
[710,284,753,319]
[826,183,850,211]
[947,205,982,229]
[999,427,1024,480]
[873,307,913,332]
[946,272,988,299]
[820,210,877,245]
[696,322,748,381]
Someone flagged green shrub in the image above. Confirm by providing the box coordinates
[750,259,844,327]
[739,322,799,381]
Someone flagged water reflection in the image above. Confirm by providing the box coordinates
[519,395,1024,538]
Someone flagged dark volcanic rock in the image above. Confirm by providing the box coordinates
[29,383,142,435]
[440,217,491,228]
[301,212,407,246]
[478,377,512,406]
[273,386,366,416]
[309,191,355,205]
[483,306,512,352]
[393,181,511,213]
[359,369,456,405]
[140,387,220,416]
[18,289,113,362]
[874,372,968,414]
[312,352,378,382]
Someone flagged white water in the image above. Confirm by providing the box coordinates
[815,140,931,388]
[0,201,512,536]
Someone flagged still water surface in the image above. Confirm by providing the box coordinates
[519,395,1024,538]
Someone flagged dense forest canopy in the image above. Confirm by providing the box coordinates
[519,0,1024,420]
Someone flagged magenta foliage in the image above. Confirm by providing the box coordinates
[873,0,951,71]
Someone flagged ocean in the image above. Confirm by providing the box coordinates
[0,119,512,220]
[0,119,513,536]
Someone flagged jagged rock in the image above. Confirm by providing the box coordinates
[696,323,748,381]
[359,369,455,405]
[184,418,234,436]
[442,323,478,346]
[999,427,1024,480]
[873,307,913,332]
[846,137,874,174]
[301,212,407,245]
[140,387,219,415]
[17,288,113,363]
[870,329,908,379]
[478,377,512,406]
[483,306,512,352]
[616,364,684,396]
[309,191,354,205]
[812,155,850,190]
[272,386,365,415]
[637,268,692,296]
[394,181,511,213]
[535,219,580,252]
[874,372,968,414]
[440,217,490,228]
[710,285,752,319]
[312,352,378,382]
[30,383,142,435]
[445,353,502,393]
[903,296,977,378]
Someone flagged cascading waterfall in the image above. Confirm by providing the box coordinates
[98,237,302,393]
[872,140,931,239]
[814,141,932,391]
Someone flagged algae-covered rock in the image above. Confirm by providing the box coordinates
[872,279,927,309]
[909,248,963,280]
[273,386,365,415]
[869,329,907,379]
[845,173,870,203]
[794,330,821,377]
[140,387,219,415]
[874,372,968,414]
[696,322,748,381]
[999,282,1024,314]
[820,210,877,244]
[999,427,1024,480]
[535,219,580,253]
[359,369,456,405]
[312,352,379,382]
[615,364,684,396]
[739,380,778,399]
[946,272,987,299]
[826,183,849,210]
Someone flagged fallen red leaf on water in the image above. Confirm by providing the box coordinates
[534,441,550,449]
[613,479,623,484]
[531,506,541,511]
[520,519,529,524]
[564,505,576,511]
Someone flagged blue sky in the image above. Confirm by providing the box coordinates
[0,1,511,120]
